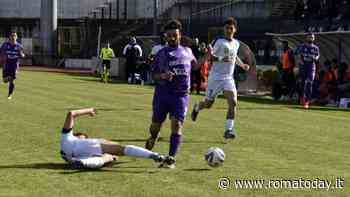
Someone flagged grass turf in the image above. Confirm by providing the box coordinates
[0,71,348,197]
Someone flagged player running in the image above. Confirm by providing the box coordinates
[191,17,250,139]
[295,33,320,109]
[144,19,197,169]
[1,31,25,99]
[60,108,165,169]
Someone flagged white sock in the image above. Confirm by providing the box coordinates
[226,119,234,130]
[124,145,154,158]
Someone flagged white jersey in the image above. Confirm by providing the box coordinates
[151,44,166,56]
[210,38,240,80]
[60,130,102,161]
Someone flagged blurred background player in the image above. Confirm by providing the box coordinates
[295,33,320,109]
[0,31,25,99]
[149,32,167,61]
[191,17,250,139]
[99,42,115,83]
[144,19,197,169]
[123,37,143,84]
[60,108,165,169]
[147,32,167,84]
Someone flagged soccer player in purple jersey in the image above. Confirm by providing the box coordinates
[0,31,25,99]
[295,33,320,109]
[144,20,197,168]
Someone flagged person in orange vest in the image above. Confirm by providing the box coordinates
[199,42,210,91]
[280,41,296,100]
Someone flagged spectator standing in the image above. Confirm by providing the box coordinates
[123,37,143,83]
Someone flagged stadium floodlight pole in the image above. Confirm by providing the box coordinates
[153,0,158,35]
[104,0,112,20]
[91,8,102,58]
[40,0,57,58]
[109,1,112,20]
[116,0,120,21]
[97,25,102,57]
[188,0,193,37]
[124,0,127,20]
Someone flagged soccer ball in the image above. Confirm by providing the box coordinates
[204,147,225,167]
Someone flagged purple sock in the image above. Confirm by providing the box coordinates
[8,82,14,96]
[169,133,182,157]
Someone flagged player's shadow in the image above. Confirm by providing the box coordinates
[73,77,127,85]
[61,107,146,112]
[223,106,283,111]
[60,168,160,175]
[183,168,211,171]
[237,96,297,106]
[0,163,72,170]
[0,162,158,174]
[287,106,350,112]
[111,138,226,144]
[61,163,161,175]
[111,138,148,143]
[0,161,131,171]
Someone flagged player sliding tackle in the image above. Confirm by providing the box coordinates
[60,108,165,169]
[191,17,250,139]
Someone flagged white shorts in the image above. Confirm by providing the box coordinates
[206,78,237,101]
[73,139,103,158]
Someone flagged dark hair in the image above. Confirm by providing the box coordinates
[224,17,238,29]
[307,32,315,36]
[9,31,17,37]
[164,19,182,31]
[74,132,89,138]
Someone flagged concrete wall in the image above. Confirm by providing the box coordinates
[65,57,126,79]
[0,0,41,18]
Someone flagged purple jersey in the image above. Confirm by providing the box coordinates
[152,45,196,95]
[1,41,23,66]
[296,43,319,70]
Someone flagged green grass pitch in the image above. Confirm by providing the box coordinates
[0,71,348,197]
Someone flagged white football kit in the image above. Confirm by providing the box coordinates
[206,38,240,100]
[151,44,166,56]
[60,129,104,168]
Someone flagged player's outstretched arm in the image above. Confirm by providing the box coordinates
[236,56,250,71]
[20,50,25,58]
[63,108,96,129]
